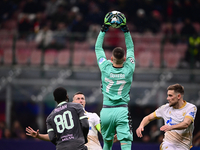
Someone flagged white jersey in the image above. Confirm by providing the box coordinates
[153,101,197,150]
[85,111,102,150]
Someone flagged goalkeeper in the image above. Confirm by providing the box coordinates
[95,12,135,150]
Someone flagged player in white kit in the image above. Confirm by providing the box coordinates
[136,84,197,150]
[72,92,102,150]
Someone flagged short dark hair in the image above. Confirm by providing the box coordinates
[167,84,184,95]
[73,91,84,98]
[53,87,68,103]
[112,47,125,60]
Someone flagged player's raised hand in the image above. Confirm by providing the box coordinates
[26,126,39,138]
[117,13,126,26]
[104,12,113,26]
[136,126,144,138]
[101,12,113,32]
[117,13,129,33]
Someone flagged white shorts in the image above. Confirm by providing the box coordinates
[160,141,190,150]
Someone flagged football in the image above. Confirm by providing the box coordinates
[110,11,124,28]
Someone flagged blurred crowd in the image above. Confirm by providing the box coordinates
[0,0,200,68]
[0,120,27,139]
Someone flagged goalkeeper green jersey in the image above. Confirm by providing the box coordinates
[95,31,135,106]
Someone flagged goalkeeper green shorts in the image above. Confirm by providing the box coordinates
[100,106,133,141]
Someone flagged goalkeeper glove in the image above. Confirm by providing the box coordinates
[117,13,129,32]
[120,25,129,33]
[101,24,110,32]
[101,12,113,32]
[118,13,126,26]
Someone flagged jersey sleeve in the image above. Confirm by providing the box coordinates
[95,31,108,71]
[124,32,135,71]
[185,105,197,122]
[154,104,166,119]
[46,114,57,145]
[76,104,89,143]
[93,113,100,126]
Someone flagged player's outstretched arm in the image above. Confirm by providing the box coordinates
[101,12,113,33]
[26,126,50,141]
[118,14,135,69]
[95,13,113,67]
[136,112,156,138]
[160,117,193,132]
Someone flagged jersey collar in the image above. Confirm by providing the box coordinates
[57,101,67,106]
[179,100,187,109]
[173,100,187,109]
[112,65,124,68]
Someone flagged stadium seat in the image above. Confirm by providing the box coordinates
[154,33,163,43]
[132,33,142,44]
[30,50,42,66]
[72,51,85,66]
[3,49,13,65]
[16,49,31,65]
[148,43,161,51]
[138,51,152,68]
[57,50,70,66]
[44,49,57,65]
[164,52,181,68]
[176,43,188,59]
[16,40,27,49]
[0,30,14,40]
[163,43,176,51]
[74,41,90,51]
[27,41,37,49]
[0,40,13,49]
[134,43,147,52]
[0,49,3,63]
[140,32,155,44]
[84,51,97,66]
[151,50,161,68]
[2,19,17,31]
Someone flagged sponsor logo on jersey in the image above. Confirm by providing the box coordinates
[110,73,125,78]
[61,135,75,141]
[166,117,176,125]
[189,112,195,118]
[99,58,106,65]
[130,58,134,64]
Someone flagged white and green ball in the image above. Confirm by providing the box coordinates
[110,11,122,28]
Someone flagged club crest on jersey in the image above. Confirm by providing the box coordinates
[99,58,106,64]
[130,58,134,64]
